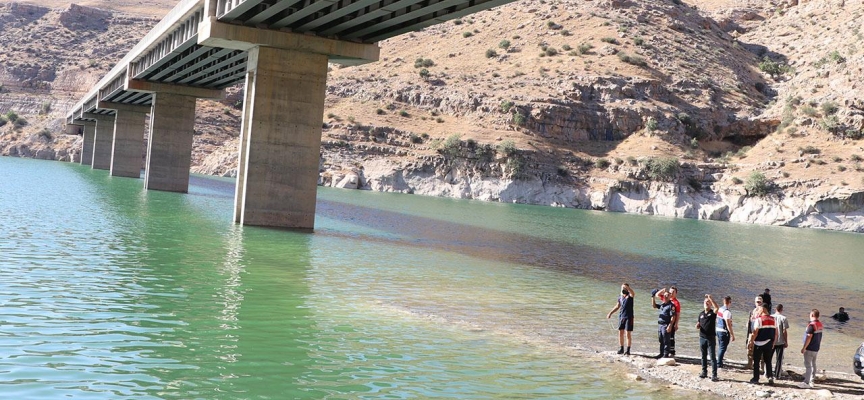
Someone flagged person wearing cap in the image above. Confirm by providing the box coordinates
[745,295,764,369]
[606,283,635,355]
[652,288,677,359]
[749,305,778,385]
[761,288,772,313]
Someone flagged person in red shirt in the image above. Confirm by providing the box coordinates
[667,286,681,357]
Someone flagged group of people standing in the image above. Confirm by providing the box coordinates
[606,284,826,388]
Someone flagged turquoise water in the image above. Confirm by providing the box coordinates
[0,156,861,398]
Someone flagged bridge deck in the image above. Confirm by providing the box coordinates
[66,0,515,122]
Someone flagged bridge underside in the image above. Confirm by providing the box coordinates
[66,0,517,230]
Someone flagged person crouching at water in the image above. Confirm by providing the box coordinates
[606,283,635,355]
[696,294,719,381]
[651,288,677,359]
[749,305,777,385]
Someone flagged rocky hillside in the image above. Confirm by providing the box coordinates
[3,0,864,232]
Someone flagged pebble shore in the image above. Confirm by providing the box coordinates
[602,351,864,399]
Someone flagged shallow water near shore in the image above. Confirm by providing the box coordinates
[1,156,861,398]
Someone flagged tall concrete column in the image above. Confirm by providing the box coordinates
[233,47,328,229]
[85,113,116,170]
[144,92,196,193]
[80,122,96,166]
[100,102,150,178]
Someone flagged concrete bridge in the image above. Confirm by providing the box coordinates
[66,0,514,230]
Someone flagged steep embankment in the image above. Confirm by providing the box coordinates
[3,0,864,232]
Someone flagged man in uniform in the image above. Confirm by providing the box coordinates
[800,309,824,388]
[715,296,735,368]
[652,288,677,359]
[745,295,764,369]
[668,286,681,358]
[749,305,777,385]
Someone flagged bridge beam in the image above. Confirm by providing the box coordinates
[233,46,328,230]
[197,18,380,66]
[144,93,197,193]
[99,102,151,179]
[84,113,116,170]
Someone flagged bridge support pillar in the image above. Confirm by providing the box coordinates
[145,93,197,193]
[233,47,327,230]
[80,122,96,166]
[86,113,116,170]
[100,102,150,179]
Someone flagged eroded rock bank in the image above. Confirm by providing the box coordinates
[318,155,864,233]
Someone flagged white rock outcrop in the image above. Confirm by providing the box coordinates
[329,158,864,233]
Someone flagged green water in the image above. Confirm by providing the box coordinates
[0,156,861,398]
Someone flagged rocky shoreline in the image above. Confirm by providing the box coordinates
[602,351,863,399]
[318,155,864,234]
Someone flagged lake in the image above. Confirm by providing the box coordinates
[1,156,860,398]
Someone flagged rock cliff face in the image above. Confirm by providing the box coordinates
[323,152,864,232]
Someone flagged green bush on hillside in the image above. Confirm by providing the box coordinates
[497,140,517,157]
[744,171,773,197]
[440,133,462,158]
[644,157,680,182]
[758,56,792,78]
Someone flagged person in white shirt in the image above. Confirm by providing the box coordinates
[715,296,735,368]
[771,304,790,379]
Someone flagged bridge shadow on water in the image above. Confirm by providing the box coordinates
[316,198,864,337]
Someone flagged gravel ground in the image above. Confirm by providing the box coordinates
[602,351,864,399]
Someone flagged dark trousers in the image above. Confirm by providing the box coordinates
[658,324,672,357]
[668,329,676,356]
[700,337,717,377]
[752,341,774,381]
[773,346,785,378]
[716,332,730,367]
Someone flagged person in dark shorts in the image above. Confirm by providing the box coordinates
[696,294,719,381]
[652,288,677,359]
[606,283,635,355]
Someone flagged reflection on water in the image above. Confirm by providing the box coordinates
[1,157,862,399]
